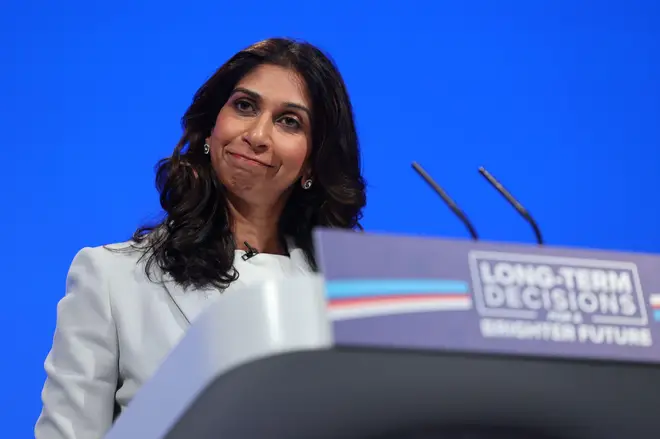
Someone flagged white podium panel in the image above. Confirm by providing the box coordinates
[104,274,330,439]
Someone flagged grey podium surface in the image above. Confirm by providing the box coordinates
[104,274,660,439]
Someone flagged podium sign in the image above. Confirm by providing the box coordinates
[314,229,660,364]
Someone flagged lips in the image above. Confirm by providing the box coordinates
[226,151,272,168]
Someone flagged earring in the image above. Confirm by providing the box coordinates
[203,143,210,155]
[302,179,313,190]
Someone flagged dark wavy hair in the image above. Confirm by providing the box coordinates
[131,38,366,290]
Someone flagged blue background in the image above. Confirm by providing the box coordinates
[3,0,659,436]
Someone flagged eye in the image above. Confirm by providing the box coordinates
[233,99,255,113]
[279,115,301,130]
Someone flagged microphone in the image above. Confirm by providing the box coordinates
[241,241,259,261]
[411,161,479,240]
[478,166,544,245]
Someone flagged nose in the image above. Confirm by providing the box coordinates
[243,114,272,152]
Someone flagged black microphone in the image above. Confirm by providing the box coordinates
[411,162,479,240]
[478,166,544,245]
[241,241,259,261]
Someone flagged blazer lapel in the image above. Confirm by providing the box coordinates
[155,238,313,326]
[286,238,314,274]
[137,228,218,325]
[158,271,218,326]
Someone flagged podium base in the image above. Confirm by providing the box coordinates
[164,347,659,439]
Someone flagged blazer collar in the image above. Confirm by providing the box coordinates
[285,236,314,274]
[158,237,313,325]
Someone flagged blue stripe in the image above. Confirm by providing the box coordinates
[325,279,469,299]
[654,310,660,321]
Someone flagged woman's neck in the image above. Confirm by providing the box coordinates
[227,196,286,256]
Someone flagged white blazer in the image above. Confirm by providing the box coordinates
[35,239,313,439]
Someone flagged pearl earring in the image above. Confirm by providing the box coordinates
[302,179,313,190]
[203,143,210,155]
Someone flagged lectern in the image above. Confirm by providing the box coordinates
[105,229,660,439]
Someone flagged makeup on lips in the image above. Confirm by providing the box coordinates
[226,151,273,168]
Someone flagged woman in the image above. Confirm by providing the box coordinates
[35,37,366,439]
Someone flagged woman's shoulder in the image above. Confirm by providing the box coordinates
[35,237,162,439]
[73,239,142,263]
[67,238,152,281]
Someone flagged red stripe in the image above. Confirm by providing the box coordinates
[329,294,469,307]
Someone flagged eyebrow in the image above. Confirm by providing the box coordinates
[231,87,311,118]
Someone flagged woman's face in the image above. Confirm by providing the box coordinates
[207,64,313,207]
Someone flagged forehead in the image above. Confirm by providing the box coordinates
[235,64,310,108]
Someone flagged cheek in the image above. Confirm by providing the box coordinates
[210,107,235,144]
[278,139,310,173]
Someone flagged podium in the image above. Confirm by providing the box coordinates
[104,229,660,439]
